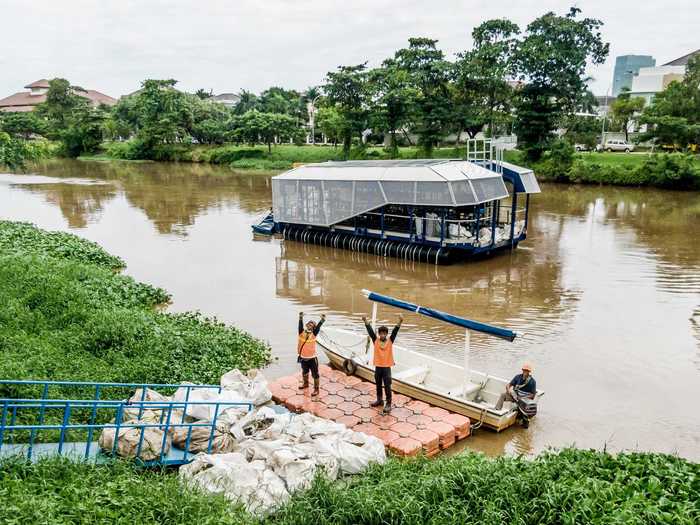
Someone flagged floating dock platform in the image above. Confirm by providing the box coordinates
[269,364,471,457]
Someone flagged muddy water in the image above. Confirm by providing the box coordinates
[1,159,699,460]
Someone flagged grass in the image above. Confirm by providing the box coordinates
[0,449,697,524]
[0,221,271,405]
[0,456,249,525]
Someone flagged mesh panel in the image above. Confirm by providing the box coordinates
[450,180,477,204]
[353,181,385,214]
[381,181,415,203]
[274,179,301,223]
[471,177,508,202]
[298,180,324,224]
[416,182,453,205]
[323,180,355,224]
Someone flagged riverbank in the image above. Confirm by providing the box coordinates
[81,142,700,190]
[1,448,697,524]
[0,220,271,394]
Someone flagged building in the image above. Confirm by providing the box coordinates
[0,79,117,113]
[209,93,240,108]
[612,55,655,96]
[629,49,699,105]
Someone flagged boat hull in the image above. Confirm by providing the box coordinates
[318,329,524,432]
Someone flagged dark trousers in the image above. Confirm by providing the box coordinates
[300,357,319,379]
[374,366,392,403]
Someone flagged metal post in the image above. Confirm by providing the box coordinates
[524,194,531,232]
[510,191,518,248]
[490,201,497,247]
[463,329,471,388]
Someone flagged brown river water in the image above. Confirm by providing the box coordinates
[1,159,699,460]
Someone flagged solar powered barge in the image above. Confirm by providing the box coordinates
[254,140,540,265]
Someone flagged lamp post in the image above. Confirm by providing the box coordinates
[309,95,321,145]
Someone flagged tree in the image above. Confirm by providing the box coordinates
[455,19,520,138]
[315,106,344,147]
[561,114,600,150]
[391,38,453,156]
[194,88,213,100]
[369,60,418,157]
[610,87,645,141]
[36,78,90,138]
[232,110,296,152]
[0,131,29,169]
[324,64,370,157]
[60,105,107,157]
[639,55,700,149]
[127,79,194,156]
[0,112,47,139]
[232,90,258,115]
[513,8,609,160]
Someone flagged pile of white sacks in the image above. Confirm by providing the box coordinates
[99,369,386,515]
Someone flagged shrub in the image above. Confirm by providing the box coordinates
[0,456,250,525]
[269,449,700,525]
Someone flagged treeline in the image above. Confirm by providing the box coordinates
[1,6,698,172]
[0,7,608,164]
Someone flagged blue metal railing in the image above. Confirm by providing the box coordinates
[0,379,253,466]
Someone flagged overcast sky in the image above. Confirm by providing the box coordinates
[1,0,697,99]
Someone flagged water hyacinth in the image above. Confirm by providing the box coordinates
[0,221,125,269]
[0,221,272,410]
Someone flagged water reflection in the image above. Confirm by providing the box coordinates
[21,160,274,234]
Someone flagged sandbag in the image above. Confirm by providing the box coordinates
[220,369,272,406]
[180,452,289,515]
[98,418,171,461]
[314,432,386,475]
[171,420,236,454]
[172,383,221,420]
[122,388,169,423]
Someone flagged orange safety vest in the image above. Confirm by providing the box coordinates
[298,331,317,359]
[373,338,394,367]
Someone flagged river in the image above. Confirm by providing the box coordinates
[1,159,699,460]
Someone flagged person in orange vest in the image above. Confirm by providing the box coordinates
[298,312,325,396]
[362,314,403,414]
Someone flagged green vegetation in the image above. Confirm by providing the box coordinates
[1,449,697,524]
[640,55,700,149]
[0,220,124,269]
[0,221,271,398]
[509,148,700,190]
[0,456,249,525]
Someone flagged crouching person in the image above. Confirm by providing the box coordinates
[362,314,403,414]
[495,362,536,428]
[297,312,325,396]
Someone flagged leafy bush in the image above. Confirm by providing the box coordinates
[566,153,700,189]
[531,139,575,181]
[0,221,124,269]
[0,456,250,525]
[269,449,700,525]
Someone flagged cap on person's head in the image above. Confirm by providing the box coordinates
[521,362,533,372]
[306,320,316,328]
[377,325,389,334]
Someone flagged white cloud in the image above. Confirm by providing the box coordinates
[0,0,697,98]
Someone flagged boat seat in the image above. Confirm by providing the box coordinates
[393,366,429,384]
[448,382,482,398]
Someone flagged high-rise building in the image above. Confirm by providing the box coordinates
[612,55,656,96]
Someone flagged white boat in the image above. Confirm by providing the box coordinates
[317,290,543,432]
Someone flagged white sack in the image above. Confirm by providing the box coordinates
[220,368,272,407]
[180,452,290,515]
